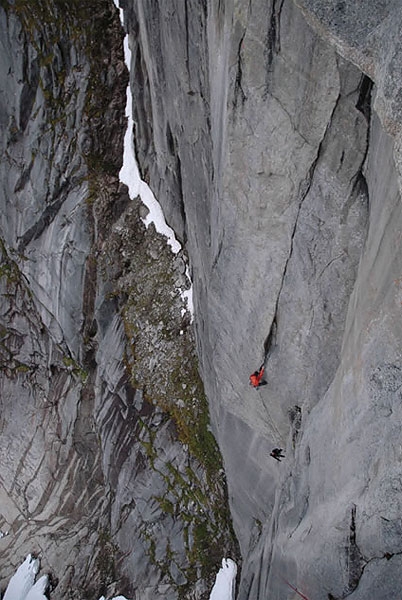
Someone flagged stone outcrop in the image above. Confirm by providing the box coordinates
[2,0,402,598]
[125,0,402,598]
[0,1,237,598]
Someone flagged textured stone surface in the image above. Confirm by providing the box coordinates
[3,0,402,597]
[126,0,402,598]
[0,1,237,598]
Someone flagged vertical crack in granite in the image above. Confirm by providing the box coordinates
[355,75,373,121]
[343,504,366,597]
[233,31,247,111]
[232,0,251,113]
[263,56,372,428]
[3,0,402,598]
[176,154,188,245]
[263,314,277,357]
[264,0,285,96]
[184,0,191,85]
[19,44,40,133]
[131,23,154,184]
[231,51,373,598]
[17,187,71,252]
[349,74,372,194]
[166,122,187,245]
[263,92,340,361]
[211,230,225,271]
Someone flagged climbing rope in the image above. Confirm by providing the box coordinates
[281,575,311,600]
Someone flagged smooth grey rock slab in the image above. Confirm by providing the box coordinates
[125,0,402,598]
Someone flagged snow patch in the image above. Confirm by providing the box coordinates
[3,554,130,600]
[98,596,130,600]
[115,7,180,254]
[209,558,237,600]
[3,555,47,600]
[25,576,48,600]
[5,554,235,600]
[113,0,193,319]
[119,40,181,255]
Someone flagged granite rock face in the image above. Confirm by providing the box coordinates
[0,1,237,598]
[126,0,402,598]
[2,0,402,598]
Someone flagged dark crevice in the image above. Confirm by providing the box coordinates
[14,158,34,193]
[166,122,175,156]
[81,243,97,370]
[353,82,371,189]
[176,154,187,245]
[17,186,70,252]
[263,91,341,363]
[233,0,252,113]
[165,122,186,244]
[263,0,285,97]
[233,32,247,111]
[355,75,373,121]
[350,171,369,202]
[349,81,371,229]
[263,316,277,358]
[212,232,224,270]
[335,548,402,600]
[132,39,154,181]
[327,504,366,600]
[184,0,191,84]
[337,150,345,173]
[19,34,40,133]
[266,0,284,68]
[335,504,367,599]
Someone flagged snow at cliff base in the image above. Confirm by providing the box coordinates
[209,558,237,600]
[3,555,236,600]
[3,555,47,600]
[2,554,126,600]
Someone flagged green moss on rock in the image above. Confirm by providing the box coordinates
[98,198,240,595]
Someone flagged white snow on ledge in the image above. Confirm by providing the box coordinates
[114,0,193,318]
[4,554,236,600]
[3,555,48,600]
[2,554,129,600]
[119,36,180,255]
[209,558,237,600]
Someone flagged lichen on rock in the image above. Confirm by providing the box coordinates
[0,0,238,597]
[96,192,239,597]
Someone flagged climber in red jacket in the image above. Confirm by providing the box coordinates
[249,363,266,388]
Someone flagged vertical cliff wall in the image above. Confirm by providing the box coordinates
[2,0,402,597]
[0,1,237,598]
[126,0,402,598]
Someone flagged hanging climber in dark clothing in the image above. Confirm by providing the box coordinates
[249,363,267,388]
[270,448,285,462]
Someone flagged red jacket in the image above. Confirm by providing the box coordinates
[250,366,264,387]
